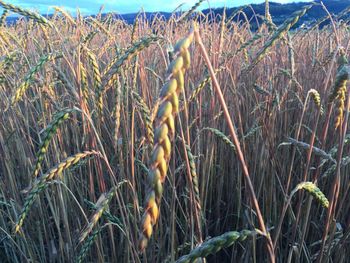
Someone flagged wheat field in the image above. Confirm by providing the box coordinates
[0,0,350,262]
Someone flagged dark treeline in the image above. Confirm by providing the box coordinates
[4,0,350,27]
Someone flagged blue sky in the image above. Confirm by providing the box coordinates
[3,1,312,15]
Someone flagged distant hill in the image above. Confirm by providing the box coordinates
[5,0,350,27]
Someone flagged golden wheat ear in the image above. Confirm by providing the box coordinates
[138,27,195,252]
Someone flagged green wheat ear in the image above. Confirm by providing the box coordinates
[246,4,313,72]
[11,53,62,105]
[176,230,255,263]
[0,9,8,27]
[75,228,102,263]
[32,108,75,179]
[78,187,116,244]
[202,127,236,152]
[0,0,50,25]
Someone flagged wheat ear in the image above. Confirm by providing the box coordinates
[32,108,74,179]
[329,49,349,129]
[293,182,329,209]
[79,61,89,104]
[0,0,50,25]
[202,127,236,152]
[132,90,154,145]
[15,151,99,233]
[82,30,98,45]
[246,4,312,72]
[75,228,101,263]
[103,36,161,88]
[176,230,254,263]
[83,46,102,114]
[308,89,323,114]
[0,9,8,27]
[11,53,62,105]
[139,28,194,252]
[79,187,116,243]
[177,0,206,23]
[53,7,76,27]
[185,144,201,213]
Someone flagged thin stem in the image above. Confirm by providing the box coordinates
[194,26,275,263]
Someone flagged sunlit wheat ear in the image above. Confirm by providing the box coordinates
[11,53,62,105]
[32,108,75,179]
[246,4,312,72]
[308,89,323,114]
[14,151,99,234]
[83,46,102,113]
[176,230,255,263]
[292,182,329,209]
[130,16,139,44]
[0,30,10,46]
[113,75,122,145]
[265,0,273,24]
[53,7,76,27]
[328,49,349,129]
[237,35,249,63]
[138,28,194,252]
[0,0,50,25]
[334,85,346,130]
[329,50,349,103]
